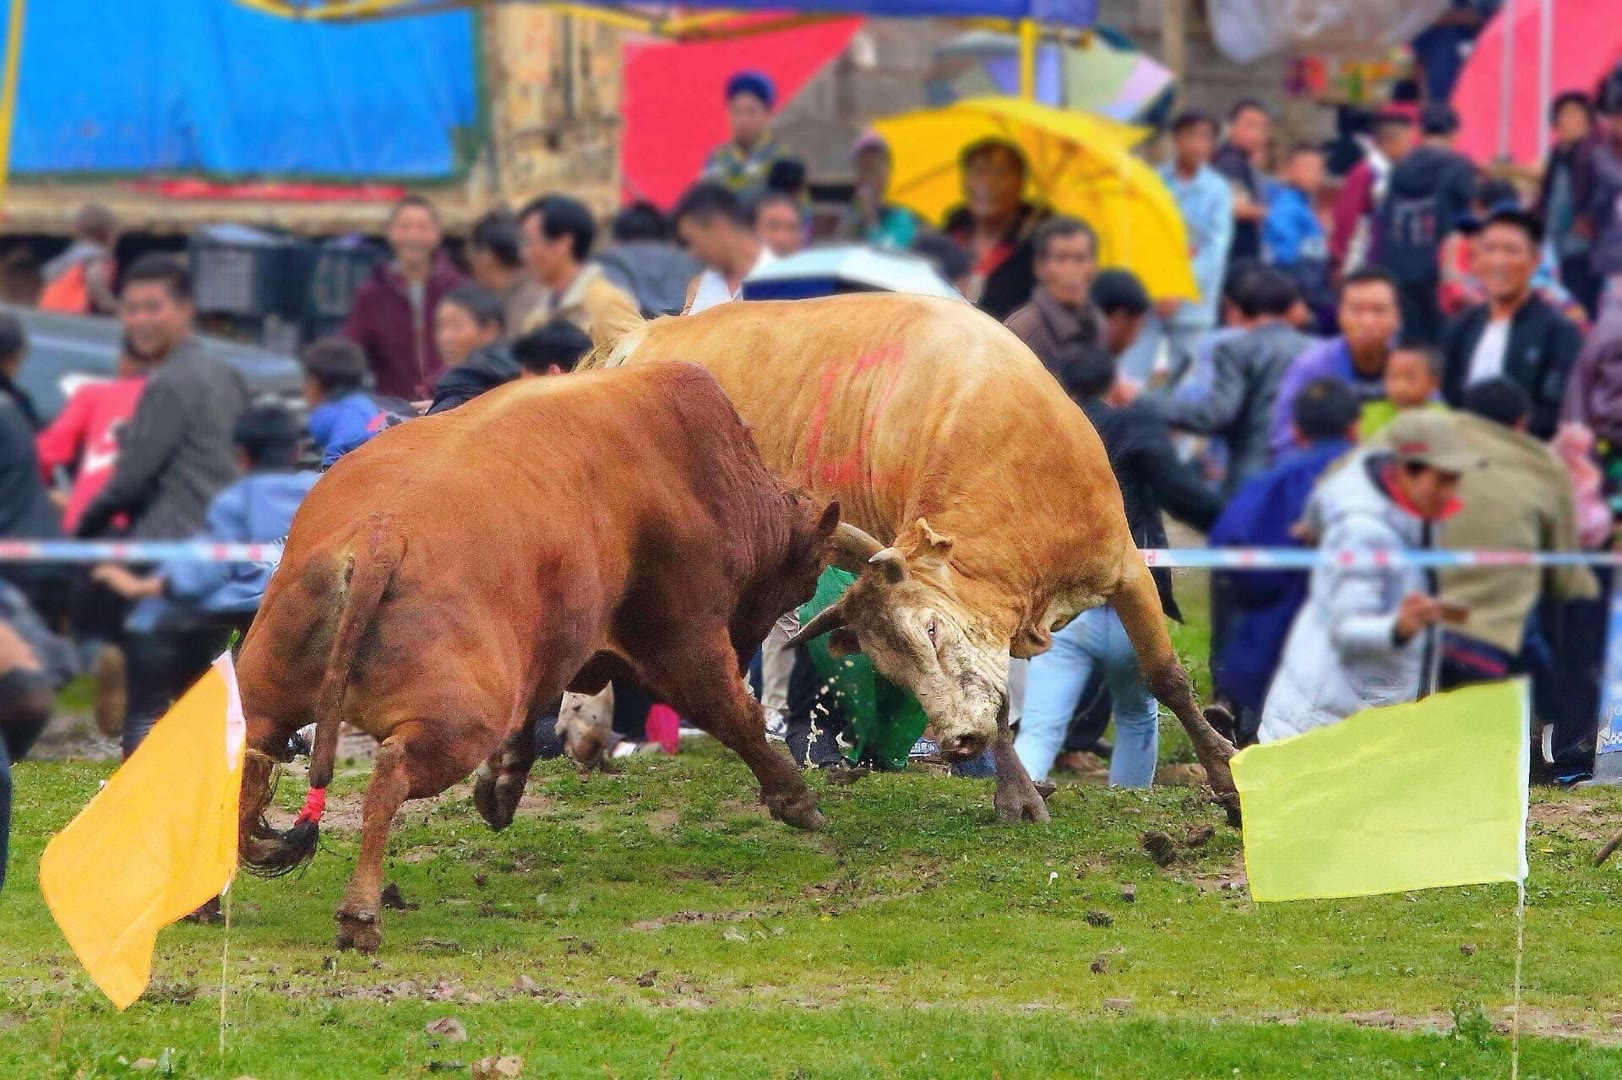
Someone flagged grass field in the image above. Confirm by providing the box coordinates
[5,743,1622,1078]
[5,574,1622,1078]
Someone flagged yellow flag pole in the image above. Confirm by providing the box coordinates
[1018,19,1037,101]
[0,0,25,213]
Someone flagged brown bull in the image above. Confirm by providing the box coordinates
[235,362,840,952]
[585,294,1239,823]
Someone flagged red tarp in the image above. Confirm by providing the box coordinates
[620,18,863,208]
[1454,0,1622,165]
[124,179,408,202]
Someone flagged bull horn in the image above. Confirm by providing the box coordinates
[869,547,909,584]
[828,522,885,573]
[786,598,849,650]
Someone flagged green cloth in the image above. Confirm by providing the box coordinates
[1357,399,1447,441]
[797,567,930,770]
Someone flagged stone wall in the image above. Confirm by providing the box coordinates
[481,9,623,213]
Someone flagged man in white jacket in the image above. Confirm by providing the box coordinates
[1259,411,1483,743]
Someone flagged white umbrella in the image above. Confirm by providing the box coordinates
[741,245,965,302]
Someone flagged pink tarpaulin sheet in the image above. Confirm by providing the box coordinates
[1454,0,1622,165]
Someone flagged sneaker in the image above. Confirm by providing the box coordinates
[92,644,128,739]
[908,736,941,759]
[764,708,789,743]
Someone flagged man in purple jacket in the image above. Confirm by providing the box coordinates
[1268,266,1401,459]
[341,195,464,401]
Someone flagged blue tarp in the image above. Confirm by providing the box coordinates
[2,1,477,179]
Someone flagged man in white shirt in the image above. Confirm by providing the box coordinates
[673,182,776,315]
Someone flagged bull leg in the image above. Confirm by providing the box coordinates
[1110,562,1240,826]
[473,713,541,832]
[655,638,824,831]
[992,705,1051,825]
[336,719,487,953]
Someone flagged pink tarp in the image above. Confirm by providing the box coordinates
[620,19,863,208]
[1453,0,1622,165]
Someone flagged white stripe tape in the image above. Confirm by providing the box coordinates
[0,540,1618,570]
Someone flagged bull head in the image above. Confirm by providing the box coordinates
[789,517,1006,759]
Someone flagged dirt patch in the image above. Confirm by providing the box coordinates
[1530,797,1614,843]
[1155,763,1208,788]
[1531,797,1603,827]
[646,808,680,834]
[629,909,760,932]
[30,712,118,762]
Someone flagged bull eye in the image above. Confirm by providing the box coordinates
[926,618,938,646]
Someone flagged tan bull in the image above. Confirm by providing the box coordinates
[582,293,1239,823]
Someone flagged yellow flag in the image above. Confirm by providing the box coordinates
[40,652,246,1009]
[1232,679,1529,903]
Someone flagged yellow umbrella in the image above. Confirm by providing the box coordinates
[873,96,1196,301]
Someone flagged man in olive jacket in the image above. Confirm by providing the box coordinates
[1373,378,1598,687]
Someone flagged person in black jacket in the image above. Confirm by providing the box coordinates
[1439,207,1582,439]
[1372,102,1478,345]
[943,138,1050,321]
[1012,342,1224,786]
[427,283,519,415]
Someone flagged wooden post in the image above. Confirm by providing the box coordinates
[0,0,26,211]
[1162,0,1187,108]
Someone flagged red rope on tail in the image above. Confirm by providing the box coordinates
[294,787,326,826]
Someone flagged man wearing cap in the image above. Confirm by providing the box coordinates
[701,71,786,193]
[1438,206,1582,439]
[1401,379,1596,692]
[1259,410,1483,743]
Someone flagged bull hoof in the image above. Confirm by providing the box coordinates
[766,789,825,831]
[474,770,524,832]
[995,778,1052,825]
[473,765,502,830]
[335,909,382,954]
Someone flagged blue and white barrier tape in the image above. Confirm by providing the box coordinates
[1,539,1618,569]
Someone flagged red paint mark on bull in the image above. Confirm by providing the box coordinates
[802,344,908,491]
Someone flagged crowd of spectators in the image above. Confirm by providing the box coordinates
[9,61,1622,887]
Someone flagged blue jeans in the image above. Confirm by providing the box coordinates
[1015,607,1158,786]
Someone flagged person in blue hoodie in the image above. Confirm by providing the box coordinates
[1265,142,1333,330]
[92,405,319,757]
[303,336,413,468]
[1207,377,1360,746]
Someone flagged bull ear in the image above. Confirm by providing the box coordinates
[814,500,842,540]
[868,547,909,584]
[829,522,885,574]
[826,628,861,657]
[797,499,841,562]
[911,517,955,567]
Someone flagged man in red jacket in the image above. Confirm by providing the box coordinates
[341,195,464,400]
[36,338,151,534]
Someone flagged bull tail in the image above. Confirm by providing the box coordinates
[242,521,404,877]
